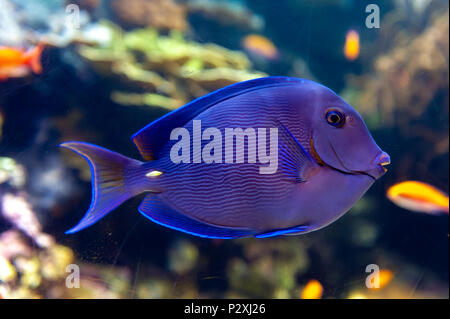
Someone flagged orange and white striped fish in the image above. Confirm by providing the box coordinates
[0,44,44,81]
[387,181,449,215]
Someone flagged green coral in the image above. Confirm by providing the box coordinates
[77,21,266,110]
[0,157,25,187]
[226,238,310,298]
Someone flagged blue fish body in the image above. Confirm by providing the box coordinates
[61,76,390,238]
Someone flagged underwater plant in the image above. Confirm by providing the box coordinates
[77,22,266,110]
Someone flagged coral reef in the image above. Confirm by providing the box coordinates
[354,10,449,129]
[110,0,188,31]
[0,158,131,298]
[342,9,449,184]
[67,0,101,13]
[0,0,26,47]
[77,22,266,109]
[368,0,449,56]
[0,0,93,48]
[226,238,309,298]
[0,158,25,188]
[184,0,264,31]
[0,186,74,298]
[0,229,72,298]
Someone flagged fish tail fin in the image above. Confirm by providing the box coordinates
[26,43,44,74]
[60,142,144,234]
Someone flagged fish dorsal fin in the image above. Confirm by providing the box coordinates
[132,76,307,160]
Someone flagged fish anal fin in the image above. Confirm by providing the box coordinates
[255,225,310,238]
[138,195,254,239]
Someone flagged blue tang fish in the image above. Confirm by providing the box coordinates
[61,77,390,238]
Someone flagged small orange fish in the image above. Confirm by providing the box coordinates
[300,279,323,299]
[0,44,44,81]
[366,269,394,290]
[377,270,393,289]
[387,181,449,214]
[343,29,360,61]
[242,34,279,60]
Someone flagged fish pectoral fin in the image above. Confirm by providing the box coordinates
[254,225,311,238]
[276,121,319,182]
[138,195,255,239]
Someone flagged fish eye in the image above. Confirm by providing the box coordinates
[325,110,345,127]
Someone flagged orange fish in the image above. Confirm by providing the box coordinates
[343,29,360,61]
[300,279,323,299]
[376,270,393,289]
[387,181,449,214]
[0,44,44,81]
[366,269,394,290]
[242,34,279,60]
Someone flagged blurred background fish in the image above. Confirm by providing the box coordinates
[387,181,449,214]
[300,279,323,299]
[242,34,279,61]
[0,44,43,81]
[343,29,359,61]
[375,269,394,289]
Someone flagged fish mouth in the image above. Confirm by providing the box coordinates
[366,151,390,179]
[309,138,383,181]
